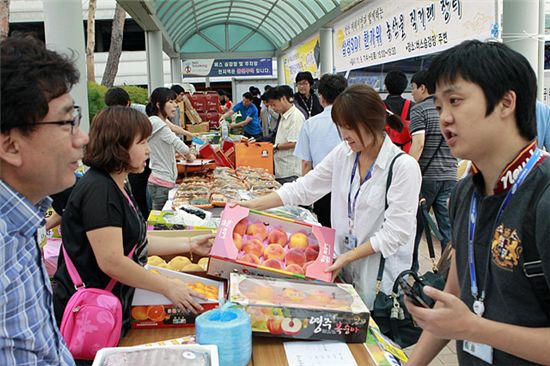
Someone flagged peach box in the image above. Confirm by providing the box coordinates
[130,266,225,328]
[207,204,335,282]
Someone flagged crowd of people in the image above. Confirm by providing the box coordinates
[1,32,549,366]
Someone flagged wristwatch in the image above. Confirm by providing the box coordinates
[273,143,279,151]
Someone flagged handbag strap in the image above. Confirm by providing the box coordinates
[421,136,444,176]
[419,198,438,272]
[400,99,411,121]
[375,152,405,292]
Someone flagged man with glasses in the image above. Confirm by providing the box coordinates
[0,34,89,365]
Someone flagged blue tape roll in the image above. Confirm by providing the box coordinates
[196,304,252,366]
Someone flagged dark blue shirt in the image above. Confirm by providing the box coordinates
[232,101,261,136]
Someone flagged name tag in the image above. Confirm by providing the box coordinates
[343,233,358,250]
[37,225,47,249]
[463,340,493,364]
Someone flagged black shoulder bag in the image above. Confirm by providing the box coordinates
[371,155,446,348]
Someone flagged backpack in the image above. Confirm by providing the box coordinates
[59,245,136,360]
[385,99,413,153]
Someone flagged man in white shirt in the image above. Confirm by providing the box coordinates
[294,74,348,226]
[267,86,305,184]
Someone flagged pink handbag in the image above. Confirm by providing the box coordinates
[59,245,136,360]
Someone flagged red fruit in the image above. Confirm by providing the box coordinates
[267,317,283,335]
[285,263,305,275]
[263,258,284,270]
[238,253,260,265]
[242,239,264,257]
[246,222,269,241]
[305,246,319,262]
[285,248,306,267]
[263,243,285,260]
[234,219,248,236]
[267,229,288,246]
[233,233,243,251]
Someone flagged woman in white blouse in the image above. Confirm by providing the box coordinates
[242,84,421,308]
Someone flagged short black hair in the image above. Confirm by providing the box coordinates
[295,71,314,85]
[146,87,177,118]
[105,87,130,106]
[428,40,537,140]
[170,84,185,94]
[411,70,432,91]
[266,86,291,101]
[242,92,253,100]
[264,85,273,91]
[318,74,348,104]
[384,71,408,95]
[1,33,79,134]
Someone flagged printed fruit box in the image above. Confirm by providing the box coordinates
[230,273,369,343]
[207,205,336,282]
[131,266,225,329]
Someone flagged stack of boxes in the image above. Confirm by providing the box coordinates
[188,92,221,130]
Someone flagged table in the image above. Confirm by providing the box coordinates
[119,327,374,366]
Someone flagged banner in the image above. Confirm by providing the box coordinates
[182,58,273,77]
[333,0,498,71]
[280,34,321,84]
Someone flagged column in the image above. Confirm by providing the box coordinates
[170,56,182,84]
[145,30,164,93]
[319,27,334,76]
[43,0,89,132]
[277,57,285,85]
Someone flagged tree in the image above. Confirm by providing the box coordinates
[0,0,10,41]
[101,3,126,87]
[86,0,97,82]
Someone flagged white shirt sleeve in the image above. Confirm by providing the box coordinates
[159,125,190,156]
[369,155,421,258]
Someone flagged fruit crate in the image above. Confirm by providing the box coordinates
[230,273,369,342]
[207,204,335,282]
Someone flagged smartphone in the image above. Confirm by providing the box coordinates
[397,276,432,308]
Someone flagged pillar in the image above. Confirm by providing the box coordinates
[145,30,164,93]
[320,27,334,76]
[277,56,285,85]
[170,56,182,84]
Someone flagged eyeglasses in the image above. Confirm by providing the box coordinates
[296,81,310,87]
[34,106,82,135]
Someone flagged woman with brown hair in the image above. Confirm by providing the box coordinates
[53,106,214,338]
[242,84,421,308]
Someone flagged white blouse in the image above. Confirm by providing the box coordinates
[278,136,421,308]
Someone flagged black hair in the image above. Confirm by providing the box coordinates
[427,40,537,140]
[318,74,348,104]
[170,84,185,94]
[411,70,432,90]
[384,70,408,95]
[265,86,290,101]
[242,92,253,100]
[1,33,79,134]
[146,87,177,118]
[105,87,130,106]
[264,85,273,91]
[295,71,314,85]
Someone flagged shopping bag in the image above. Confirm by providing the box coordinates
[234,142,273,174]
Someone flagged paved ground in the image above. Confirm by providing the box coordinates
[403,237,459,366]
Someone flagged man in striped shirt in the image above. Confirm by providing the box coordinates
[0,34,89,365]
[409,70,458,272]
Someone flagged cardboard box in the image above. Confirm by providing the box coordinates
[188,94,207,111]
[230,273,369,343]
[93,344,219,366]
[235,142,274,174]
[131,265,225,328]
[207,205,335,282]
[199,143,234,168]
[186,121,209,133]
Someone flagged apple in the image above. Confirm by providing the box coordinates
[267,316,283,335]
[241,239,264,257]
[233,233,243,251]
[288,232,309,250]
[305,245,319,262]
[263,258,284,270]
[267,228,288,246]
[285,263,304,275]
[234,219,248,236]
[246,222,269,241]
[263,243,285,260]
[285,248,306,267]
[238,253,260,265]
[281,317,303,335]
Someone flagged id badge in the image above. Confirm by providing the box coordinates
[463,341,493,364]
[343,233,358,250]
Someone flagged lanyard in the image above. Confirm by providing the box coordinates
[347,153,376,230]
[468,148,542,315]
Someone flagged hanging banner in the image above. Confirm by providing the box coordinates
[182,58,273,77]
[280,34,321,84]
[333,0,498,71]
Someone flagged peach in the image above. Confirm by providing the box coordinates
[238,253,260,265]
[267,228,288,246]
[246,222,269,241]
[267,317,283,335]
[285,248,306,267]
[233,233,243,251]
[263,258,284,270]
[288,232,309,250]
[234,219,248,236]
[242,239,264,257]
[305,245,319,262]
[263,243,285,260]
[285,263,305,275]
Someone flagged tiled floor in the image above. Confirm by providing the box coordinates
[404,237,459,366]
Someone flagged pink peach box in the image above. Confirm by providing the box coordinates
[207,204,335,282]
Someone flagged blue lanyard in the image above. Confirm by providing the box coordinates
[468,148,542,301]
[347,153,376,225]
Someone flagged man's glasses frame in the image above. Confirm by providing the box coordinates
[34,106,82,135]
